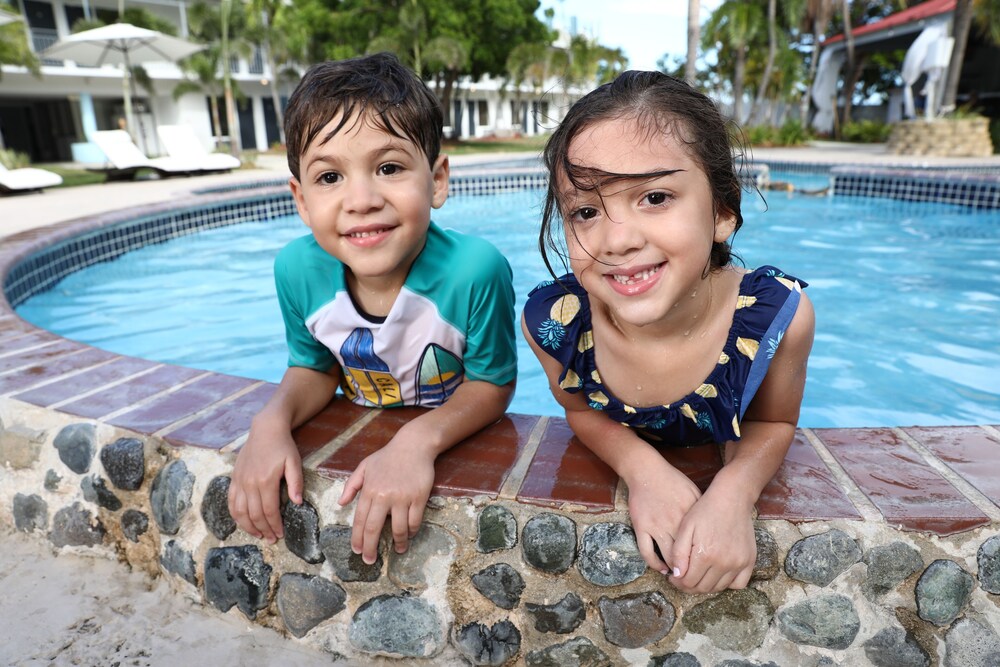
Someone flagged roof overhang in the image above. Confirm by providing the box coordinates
[822,0,955,53]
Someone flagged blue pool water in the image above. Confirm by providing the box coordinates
[17,187,1000,428]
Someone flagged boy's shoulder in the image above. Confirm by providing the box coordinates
[421,222,511,280]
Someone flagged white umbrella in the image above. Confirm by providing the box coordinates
[41,23,204,152]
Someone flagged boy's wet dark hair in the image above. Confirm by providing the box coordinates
[284,52,443,180]
[540,70,746,278]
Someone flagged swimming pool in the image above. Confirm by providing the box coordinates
[15,185,1000,428]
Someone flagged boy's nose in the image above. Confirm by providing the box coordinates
[343,177,384,213]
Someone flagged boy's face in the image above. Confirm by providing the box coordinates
[289,111,449,294]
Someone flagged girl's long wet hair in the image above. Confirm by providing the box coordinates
[540,70,748,279]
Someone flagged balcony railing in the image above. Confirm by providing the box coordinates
[30,28,62,66]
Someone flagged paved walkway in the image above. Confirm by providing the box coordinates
[4,142,1000,241]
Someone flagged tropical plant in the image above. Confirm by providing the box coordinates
[702,0,765,122]
[245,0,305,146]
[0,7,39,84]
[686,0,701,85]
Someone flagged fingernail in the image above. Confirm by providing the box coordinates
[673,567,681,577]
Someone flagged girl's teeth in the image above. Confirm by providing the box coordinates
[613,267,657,285]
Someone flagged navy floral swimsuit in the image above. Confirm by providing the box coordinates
[523,266,807,446]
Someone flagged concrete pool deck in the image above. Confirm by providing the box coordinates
[3,142,1000,665]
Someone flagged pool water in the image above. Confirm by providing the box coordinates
[17,188,1000,428]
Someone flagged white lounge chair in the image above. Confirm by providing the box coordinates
[0,162,63,194]
[157,124,242,173]
[90,130,200,181]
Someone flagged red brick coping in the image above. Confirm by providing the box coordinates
[2,193,999,537]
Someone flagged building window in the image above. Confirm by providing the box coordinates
[477,100,489,126]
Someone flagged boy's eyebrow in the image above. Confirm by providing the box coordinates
[302,141,416,171]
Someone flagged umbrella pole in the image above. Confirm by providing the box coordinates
[121,50,136,149]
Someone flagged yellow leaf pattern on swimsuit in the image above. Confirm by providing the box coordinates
[560,368,581,389]
[737,295,757,309]
[550,294,580,324]
[737,337,759,360]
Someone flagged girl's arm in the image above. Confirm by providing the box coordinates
[670,292,815,594]
[522,315,702,575]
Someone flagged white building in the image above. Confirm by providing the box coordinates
[1,0,578,164]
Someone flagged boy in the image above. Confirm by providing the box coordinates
[228,53,517,565]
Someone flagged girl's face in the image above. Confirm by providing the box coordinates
[557,116,736,330]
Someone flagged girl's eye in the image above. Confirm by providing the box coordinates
[569,206,600,223]
[319,172,341,185]
[645,192,670,206]
[378,163,401,176]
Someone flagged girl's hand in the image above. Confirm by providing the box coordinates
[338,437,436,564]
[623,456,703,576]
[668,484,757,594]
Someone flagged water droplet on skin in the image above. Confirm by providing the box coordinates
[636,385,642,391]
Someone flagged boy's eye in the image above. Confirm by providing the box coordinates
[378,163,401,176]
[319,172,341,185]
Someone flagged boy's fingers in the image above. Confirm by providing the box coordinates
[360,500,387,565]
[262,489,285,541]
[731,566,753,590]
[245,492,275,542]
[351,494,373,554]
[339,464,365,506]
[407,502,423,539]
[391,506,410,554]
[285,458,304,505]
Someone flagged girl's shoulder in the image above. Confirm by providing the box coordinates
[524,274,591,356]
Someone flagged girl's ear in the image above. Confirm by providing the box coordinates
[431,154,450,209]
[714,209,737,243]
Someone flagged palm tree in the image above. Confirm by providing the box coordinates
[425,35,470,132]
[686,0,700,86]
[749,0,777,124]
[796,0,836,124]
[943,0,1000,113]
[702,0,765,123]
[245,0,301,146]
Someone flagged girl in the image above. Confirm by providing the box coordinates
[523,71,814,594]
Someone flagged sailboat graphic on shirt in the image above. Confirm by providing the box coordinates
[340,328,403,407]
[415,343,464,406]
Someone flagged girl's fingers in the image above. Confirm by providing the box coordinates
[636,531,671,574]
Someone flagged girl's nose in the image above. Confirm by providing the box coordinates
[343,177,385,213]
[601,213,644,258]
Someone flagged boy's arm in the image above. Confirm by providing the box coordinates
[339,378,514,563]
[521,315,702,576]
[670,292,815,593]
[229,365,341,543]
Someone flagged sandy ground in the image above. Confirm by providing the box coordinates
[0,530,343,667]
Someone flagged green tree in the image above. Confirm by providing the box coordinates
[0,8,39,83]
[245,0,305,146]
[702,0,765,122]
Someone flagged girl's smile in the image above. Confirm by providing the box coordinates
[604,262,664,296]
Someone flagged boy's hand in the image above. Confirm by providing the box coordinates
[228,420,304,544]
[338,436,436,564]
[668,484,757,594]
[623,456,702,577]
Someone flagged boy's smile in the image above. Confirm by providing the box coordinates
[289,111,449,311]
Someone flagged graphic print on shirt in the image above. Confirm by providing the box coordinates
[340,327,403,407]
[416,343,464,406]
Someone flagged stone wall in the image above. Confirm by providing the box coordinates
[3,398,1000,666]
[887,118,995,157]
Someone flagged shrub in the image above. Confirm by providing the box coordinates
[776,119,810,146]
[840,120,892,143]
[0,148,31,169]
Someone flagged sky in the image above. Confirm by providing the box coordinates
[537,0,723,72]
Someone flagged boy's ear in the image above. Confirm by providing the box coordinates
[714,208,737,243]
[431,154,449,209]
[289,176,313,229]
